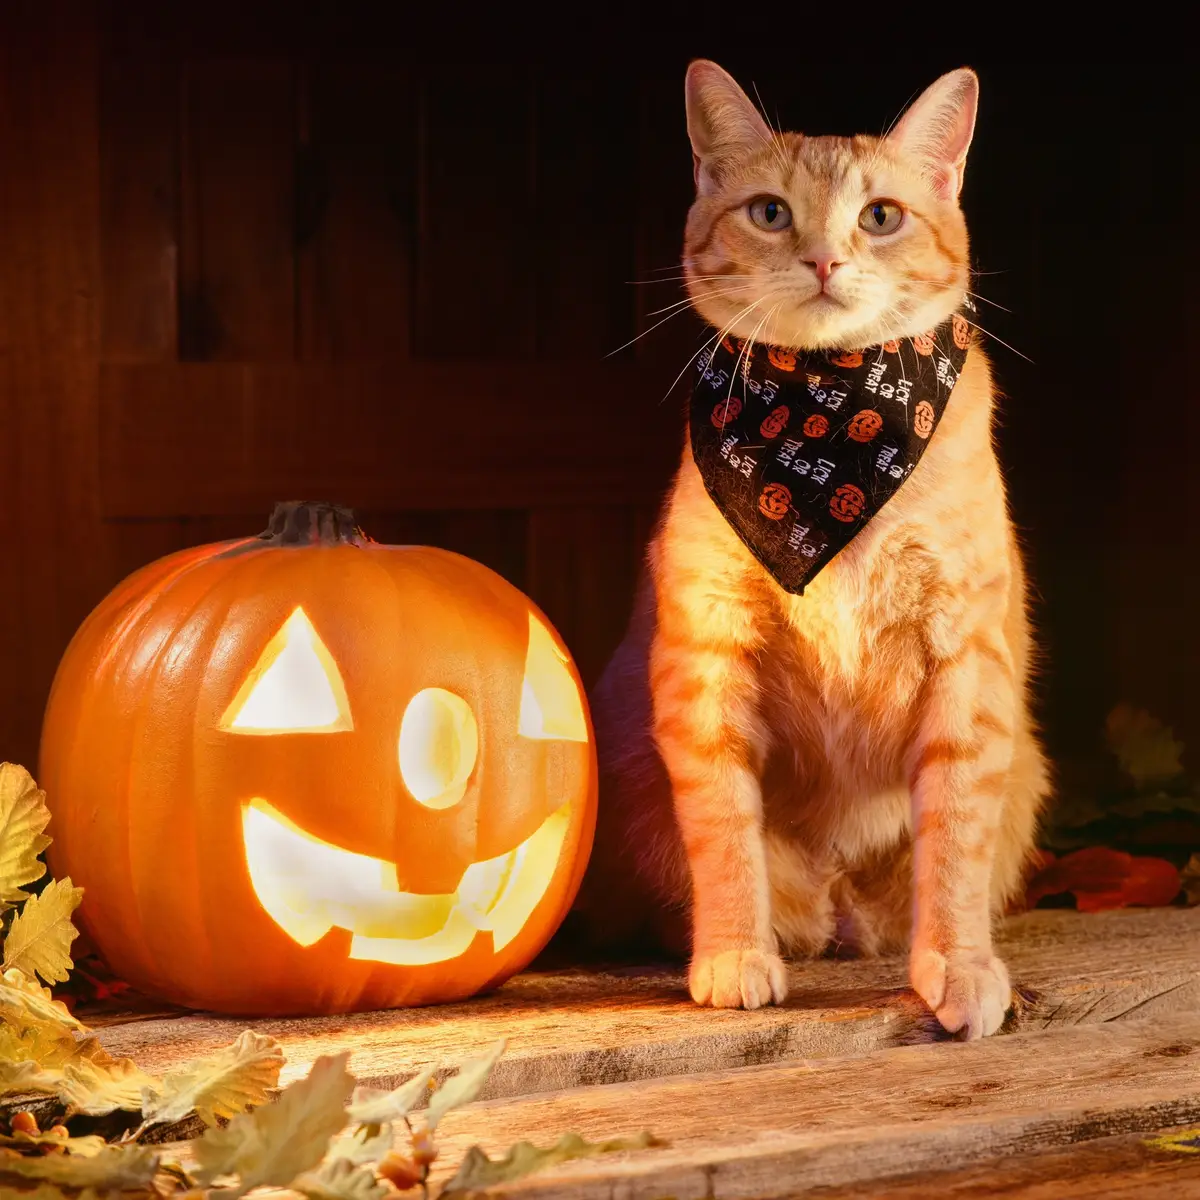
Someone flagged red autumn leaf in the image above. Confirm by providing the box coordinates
[1025,846,1181,912]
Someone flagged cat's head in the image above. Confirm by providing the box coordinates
[683,62,977,351]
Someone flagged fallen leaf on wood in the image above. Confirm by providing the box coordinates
[2,877,84,985]
[0,1014,81,1072]
[0,764,51,909]
[293,1156,391,1200]
[441,1131,666,1196]
[57,1048,161,1116]
[0,967,85,1035]
[0,1059,63,1097]
[0,1143,159,1190]
[424,1040,505,1132]
[346,1068,434,1125]
[1180,853,1200,907]
[140,1028,283,1128]
[1026,846,1181,911]
[325,1121,394,1168]
[192,1051,353,1198]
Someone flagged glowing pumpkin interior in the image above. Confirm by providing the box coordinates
[232,605,587,966]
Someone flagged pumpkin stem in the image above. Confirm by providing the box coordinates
[259,501,370,547]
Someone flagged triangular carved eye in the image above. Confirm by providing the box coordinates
[517,612,588,743]
[220,607,353,734]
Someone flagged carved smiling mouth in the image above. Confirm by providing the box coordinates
[242,798,570,966]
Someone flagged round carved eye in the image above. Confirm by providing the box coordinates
[858,199,904,235]
[398,688,479,810]
[747,195,792,231]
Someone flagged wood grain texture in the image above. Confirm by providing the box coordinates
[0,0,103,771]
[419,1016,1200,1198]
[98,361,681,516]
[811,1125,1200,1198]
[98,33,179,361]
[93,909,1200,1105]
[179,58,296,360]
[298,62,417,360]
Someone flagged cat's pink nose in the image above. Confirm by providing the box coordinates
[806,255,844,287]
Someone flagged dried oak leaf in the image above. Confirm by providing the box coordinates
[140,1028,284,1128]
[1180,853,1200,907]
[325,1121,395,1168]
[0,1012,80,1072]
[57,1046,162,1116]
[0,1143,159,1190]
[0,764,52,910]
[424,1040,506,1132]
[2,877,84,985]
[0,967,86,1035]
[345,1068,435,1125]
[192,1051,354,1198]
[292,1156,391,1200]
[1026,846,1181,912]
[442,1131,665,1196]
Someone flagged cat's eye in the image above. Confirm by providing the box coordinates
[858,200,905,235]
[747,196,792,232]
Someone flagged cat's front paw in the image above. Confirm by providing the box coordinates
[910,946,1012,1039]
[689,947,788,1009]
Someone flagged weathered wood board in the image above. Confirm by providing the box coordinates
[96,908,1200,1107]
[164,1013,1200,1199]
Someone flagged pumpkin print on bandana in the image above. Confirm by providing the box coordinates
[690,301,974,594]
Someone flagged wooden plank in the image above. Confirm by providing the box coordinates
[526,507,644,688]
[533,73,637,359]
[415,67,535,358]
[0,0,103,770]
[93,909,1200,1104]
[98,36,180,361]
[811,1125,1200,1198]
[298,62,417,359]
[179,58,296,360]
[418,1016,1200,1198]
[97,362,682,516]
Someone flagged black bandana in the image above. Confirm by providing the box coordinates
[690,303,975,594]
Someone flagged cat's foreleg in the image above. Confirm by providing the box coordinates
[649,589,786,1010]
[907,612,1016,1039]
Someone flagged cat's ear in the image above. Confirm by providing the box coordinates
[886,68,979,201]
[685,60,771,194]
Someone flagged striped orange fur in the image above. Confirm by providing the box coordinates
[575,62,1049,1038]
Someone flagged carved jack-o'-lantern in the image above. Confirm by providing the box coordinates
[759,405,790,439]
[912,332,936,356]
[829,350,863,369]
[711,397,743,429]
[767,347,797,373]
[847,409,883,444]
[882,339,900,354]
[803,413,829,438]
[39,503,597,1016]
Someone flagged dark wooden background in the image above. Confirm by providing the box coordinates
[2,3,1196,790]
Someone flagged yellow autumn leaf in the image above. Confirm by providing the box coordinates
[2,877,84,984]
[141,1029,284,1127]
[0,1057,63,1097]
[0,1129,107,1156]
[325,1121,394,1168]
[441,1130,665,1196]
[0,763,51,908]
[345,1068,435,1125]
[57,1050,162,1116]
[192,1052,354,1198]
[0,1016,80,1075]
[0,966,86,1034]
[293,1157,390,1200]
[0,1143,159,1191]
[424,1039,506,1131]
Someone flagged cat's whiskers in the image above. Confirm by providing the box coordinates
[656,298,765,408]
[962,317,1034,364]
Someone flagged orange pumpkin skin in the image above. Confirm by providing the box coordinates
[40,504,597,1016]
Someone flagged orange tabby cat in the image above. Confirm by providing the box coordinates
[575,61,1049,1039]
